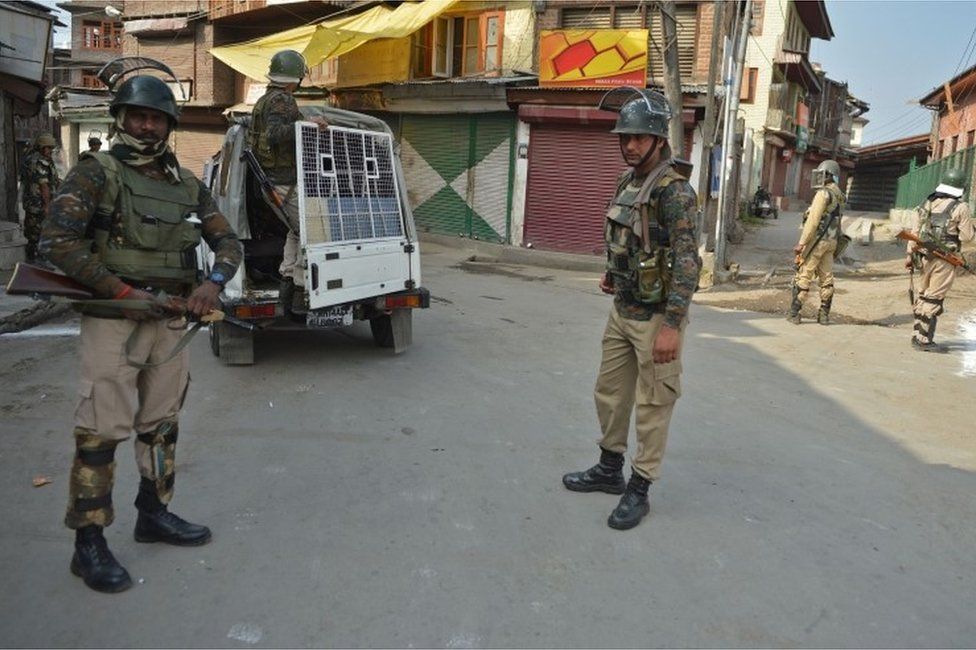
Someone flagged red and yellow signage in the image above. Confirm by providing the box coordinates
[539,29,648,88]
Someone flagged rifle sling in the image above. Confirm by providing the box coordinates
[124,319,205,370]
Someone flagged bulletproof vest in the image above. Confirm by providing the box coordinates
[248,87,297,184]
[920,197,961,251]
[605,165,684,304]
[814,184,844,240]
[85,151,202,287]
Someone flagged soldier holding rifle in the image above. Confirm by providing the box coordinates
[39,66,242,593]
[903,168,975,353]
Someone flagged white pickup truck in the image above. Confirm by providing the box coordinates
[203,106,429,364]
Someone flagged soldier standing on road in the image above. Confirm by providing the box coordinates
[562,88,701,531]
[20,132,61,262]
[247,49,328,317]
[39,74,243,593]
[787,159,845,325]
[905,167,975,352]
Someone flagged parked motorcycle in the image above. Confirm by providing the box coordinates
[750,186,778,219]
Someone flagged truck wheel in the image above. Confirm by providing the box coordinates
[215,320,255,365]
[370,314,395,348]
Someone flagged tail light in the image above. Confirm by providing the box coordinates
[234,303,277,319]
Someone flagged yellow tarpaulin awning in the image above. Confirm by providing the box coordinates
[210,0,460,82]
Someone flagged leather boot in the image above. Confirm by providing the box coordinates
[70,525,132,593]
[817,298,831,325]
[607,473,651,530]
[911,336,948,353]
[279,278,295,318]
[134,478,211,546]
[562,448,625,494]
[786,285,802,324]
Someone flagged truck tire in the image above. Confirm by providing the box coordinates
[369,314,395,348]
[214,320,255,365]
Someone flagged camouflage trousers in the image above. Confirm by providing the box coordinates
[22,209,45,261]
[913,257,957,344]
[593,309,685,481]
[274,183,305,287]
[65,316,190,529]
[795,238,837,305]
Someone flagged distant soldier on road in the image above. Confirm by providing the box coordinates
[87,131,103,153]
[247,49,328,317]
[787,159,845,325]
[905,167,975,352]
[20,132,61,262]
[562,88,701,531]
[40,73,242,593]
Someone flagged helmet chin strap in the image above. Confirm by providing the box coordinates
[621,136,664,171]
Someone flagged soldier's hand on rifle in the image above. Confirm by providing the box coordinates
[599,272,614,295]
[793,243,805,256]
[118,287,163,321]
[186,281,221,318]
[905,254,914,270]
[309,116,329,131]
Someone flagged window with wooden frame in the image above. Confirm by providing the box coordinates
[967,129,975,148]
[418,11,504,79]
[740,67,759,103]
[412,23,433,78]
[750,1,764,36]
[82,20,122,51]
[81,72,104,88]
[951,134,959,154]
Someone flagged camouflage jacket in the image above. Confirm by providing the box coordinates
[248,85,303,185]
[39,154,242,299]
[606,166,701,328]
[21,151,61,213]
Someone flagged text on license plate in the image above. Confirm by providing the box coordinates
[306,305,353,328]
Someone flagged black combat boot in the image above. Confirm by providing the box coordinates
[70,525,132,593]
[817,297,832,325]
[279,278,295,318]
[134,478,212,546]
[911,336,948,353]
[786,285,802,324]
[563,448,626,494]
[607,473,651,530]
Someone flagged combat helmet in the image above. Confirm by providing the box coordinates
[599,86,671,138]
[942,167,968,192]
[110,75,180,124]
[812,159,840,188]
[267,49,308,84]
[34,132,57,148]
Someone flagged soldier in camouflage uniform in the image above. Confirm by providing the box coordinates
[905,167,976,352]
[20,132,61,262]
[562,88,701,531]
[787,159,845,325]
[40,74,242,593]
[247,49,328,315]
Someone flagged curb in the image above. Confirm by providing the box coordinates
[419,233,605,273]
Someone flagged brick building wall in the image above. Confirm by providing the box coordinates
[934,92,976,158]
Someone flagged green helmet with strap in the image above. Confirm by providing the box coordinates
[267,49,308,84]
[812,159,840,188]
[110,75,179,124]
[34,132,57,148]
[942,167,967,191]
[599,86,671,138]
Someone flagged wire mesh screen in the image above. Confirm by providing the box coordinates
[297,124,404,244]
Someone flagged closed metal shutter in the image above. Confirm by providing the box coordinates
[523,124,623,254]
[848,163,906,211]
[561,7,612,28]
[397,112,513,242]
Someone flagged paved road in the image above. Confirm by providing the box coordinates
[1,242,974,647]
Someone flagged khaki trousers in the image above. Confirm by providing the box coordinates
[913,257,957,343]
[593,309,684,481]
[75,316,190,460]
[275,183,305,287]
[796,238,837,303]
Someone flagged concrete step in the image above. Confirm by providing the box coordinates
[0,239,27,271]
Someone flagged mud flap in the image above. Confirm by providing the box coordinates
[391,308,413,355]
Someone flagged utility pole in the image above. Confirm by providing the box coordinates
[660,1,684,158]
[696,0,725,245]
[713,0,751,278]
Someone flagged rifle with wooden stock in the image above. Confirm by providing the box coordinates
[896,230,975,274]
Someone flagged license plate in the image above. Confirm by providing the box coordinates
[306,305,353,328]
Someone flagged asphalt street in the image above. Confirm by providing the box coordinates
[1,242,974,647]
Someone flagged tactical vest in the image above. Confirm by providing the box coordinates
[248,87,298,184]
[813,184,845,240]
[605,165,685,305]
[919,197,961,251]
[86,151,202,287]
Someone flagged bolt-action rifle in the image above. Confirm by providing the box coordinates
[241,148,289,224]
[896,230,975,274]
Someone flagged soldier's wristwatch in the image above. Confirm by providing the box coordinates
[208,271,227,287]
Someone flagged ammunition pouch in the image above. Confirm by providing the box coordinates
[606,244,671,305]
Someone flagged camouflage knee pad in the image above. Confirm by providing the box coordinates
[135,421,178,505]
[64,428,119,529]
[820,283,834,302]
